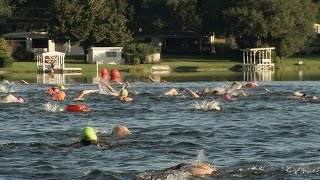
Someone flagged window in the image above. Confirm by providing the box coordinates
[106,51,117,57]
[32,38,48,48]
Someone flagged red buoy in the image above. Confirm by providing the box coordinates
[100,68,109,79]
[66,104,91,112]
[110,68,121,82]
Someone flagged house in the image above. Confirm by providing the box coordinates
[3,31,55,53]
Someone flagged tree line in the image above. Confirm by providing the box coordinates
[0,0,319,59]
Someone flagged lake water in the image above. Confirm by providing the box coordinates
[1,75,320,179]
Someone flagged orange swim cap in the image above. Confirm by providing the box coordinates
[52,91,66,101]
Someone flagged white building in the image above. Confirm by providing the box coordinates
[87,47,124,64]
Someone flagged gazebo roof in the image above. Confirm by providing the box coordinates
[240,47,275,52]
[42,51,65,55]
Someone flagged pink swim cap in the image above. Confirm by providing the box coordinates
[224,93,232,101]
[17,97,25,103]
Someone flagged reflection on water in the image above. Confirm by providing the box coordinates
[243,70,274,82]
[299,71,303,81]
[3,69,320,84]
[36,73,82,84]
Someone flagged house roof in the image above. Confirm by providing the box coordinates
[3,31,48,39]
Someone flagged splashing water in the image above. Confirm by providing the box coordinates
[99,82,109,95]
[43,102,64,112]
[166,171,190,180]
[95,124,113,135]
[0,85,15,93]
[194,149,207,165]
[192,100,221,111]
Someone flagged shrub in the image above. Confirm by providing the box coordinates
[122,43,160,65]
[0,49,14,67]
[12,45,34,62]
[213,43,232,56]
[0,38,13,55]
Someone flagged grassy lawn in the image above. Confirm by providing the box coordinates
[275,55,320,71]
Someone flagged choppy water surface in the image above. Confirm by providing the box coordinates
[1,80,320,179]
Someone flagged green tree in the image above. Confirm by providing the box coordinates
[0,0,13,34]
[130,0,170,34]
[49,0,132,62]
[224,0,318,58]
[167,0,202,32]
[267,0,318,57]
[224,0,268,48]
[130,0,202,34]
[200,0,229,35]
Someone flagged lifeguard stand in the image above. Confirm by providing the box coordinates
[36,51,65,73]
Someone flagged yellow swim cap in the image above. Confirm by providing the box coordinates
[60,85,66,90]
[80,126,97,141]
[119,89,128,97]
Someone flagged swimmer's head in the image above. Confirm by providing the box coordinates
[203,87,210,93]
[189,162,216,175]
[17,96,25,103]
[224,93,232,100]
[112,124,132,138]
[52,86,59,92]
[80,126,97,141]
[119,89,128,97]
[60,85,66,90]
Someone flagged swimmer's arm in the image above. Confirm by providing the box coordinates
[100,79,117,93]
[231,81,242,89]
[125,81,132,88]
[73,89,99,100]
[164,88,179,96]
[185,88,200,98]
[146,76,156,82]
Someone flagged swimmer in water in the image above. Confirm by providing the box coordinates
[52,85,66,101]
[164,88,200,98]
[165,161,216,176]
[73,90,99,101]
[212,81,247,98]
[118,88,133,102]
[111,124,132,138]
[0,94,25,103]
[71,126,111,148]
[73,79,133,102]
[292,91,306,100]
[100,79,133,102]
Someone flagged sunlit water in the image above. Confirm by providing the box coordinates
[1,80,320,179]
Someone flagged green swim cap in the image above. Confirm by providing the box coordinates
[80,126,97,141]
[119,89,128,97]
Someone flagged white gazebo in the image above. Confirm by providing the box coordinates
[36,51,65,73]
[240,47,275,71]
[36,51,82,73]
